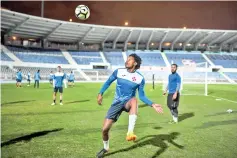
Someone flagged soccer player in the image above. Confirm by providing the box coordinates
[49,71,54,85]
[96,54,163,157]
[16,69,22,87]
[27,71,31,86]
[163,64,181,124]
[51,66,66,105]
[34,70,41,88]
[68,71,75,87]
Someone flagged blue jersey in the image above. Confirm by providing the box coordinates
[34,72,41,81]
[99,68,153,106]
[16,72,22,80]
[49,73,54,80]
[53,72,66,87]
[27,73,31,80]
[68,73,75,80]
[168,73,181,94]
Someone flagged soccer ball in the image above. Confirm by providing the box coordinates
[75,5,90,20]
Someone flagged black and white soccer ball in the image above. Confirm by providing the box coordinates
[75,5,90,20]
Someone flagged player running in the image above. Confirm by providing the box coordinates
[68,71,75,87]
[96,54,163,157]
[16,69,22,87]
[49,71,54,85]
[51,66,66,105]
[163,64,181,124]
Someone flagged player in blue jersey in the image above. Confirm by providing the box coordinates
[68,71,75,87]
[27,71,31,86]
[49,71,54,85]
[96,54,163,157]
[51,66,66,105]
[34,70,41,88]
[16,69,22,87]
[163,64,181,124]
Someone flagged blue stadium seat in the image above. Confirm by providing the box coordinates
[165,51,206,66]
[68,51,103,65]
[127,50,166,66]
[6,46,68,64]
[104,52,124,66]
[206,54,237,68]
[1,51,13,61]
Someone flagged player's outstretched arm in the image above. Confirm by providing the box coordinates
[97,69,118,105]
[138,79,163,113]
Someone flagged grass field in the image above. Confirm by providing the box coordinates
[1,83,237,158]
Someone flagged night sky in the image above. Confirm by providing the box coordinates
[1,1,237,30]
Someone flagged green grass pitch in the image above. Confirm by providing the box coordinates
[1,83,237,158]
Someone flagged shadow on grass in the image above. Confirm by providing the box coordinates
[179,112,195,122]
[1,128,63,147]
[197,120,237,129]
[104,132,184,158]
[76,123,161,135]
[1,100,36,106]
[65,99,90,105]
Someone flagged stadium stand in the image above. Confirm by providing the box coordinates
[165,51,207,66]
[224,72,237,81]
[127,50,166,66]
[205,53,237,68]
[1,51,13,61]
[104,51,124,66]
[68,51,103,65]
[6,46,69,64]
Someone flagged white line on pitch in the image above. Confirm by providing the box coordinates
[209,95,237,104]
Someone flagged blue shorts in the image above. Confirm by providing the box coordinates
[27,79,31,81]
[68,80,74,82]
[16,79,22,82]
[49,79,53,82]
[106,99,130,122]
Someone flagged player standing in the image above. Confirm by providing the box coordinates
[68,71,75,87]
[51,66,66,105]
[27,71,31,86]
[96,54,163,157]
[34,70,41,88]
[163,64,181,124]
[16,69,22,87]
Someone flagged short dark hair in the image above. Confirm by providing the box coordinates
[171,64,178,68]
[129,53,142,69]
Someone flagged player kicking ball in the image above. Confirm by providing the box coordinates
[96,54,163,158]
[51,66,66,106]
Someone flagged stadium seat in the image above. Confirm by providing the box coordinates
[68,51,103,65]
[127,50,166,66]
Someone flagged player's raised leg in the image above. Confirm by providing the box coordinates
[97,119,114,158]
[125,97,138,141]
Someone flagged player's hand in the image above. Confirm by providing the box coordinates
[97,94,103,105]
[152,103,163,113]
[172,93,177,100]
